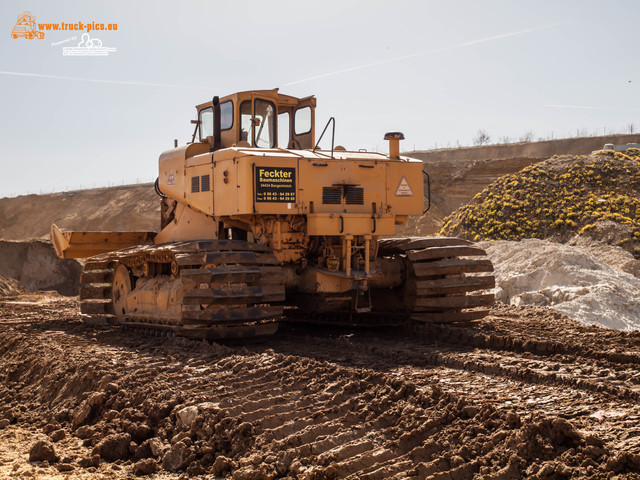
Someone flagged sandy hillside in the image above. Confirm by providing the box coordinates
[0,183,159,242]
[0,184,157,295]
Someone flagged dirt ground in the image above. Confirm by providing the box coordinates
[1,295,640,479]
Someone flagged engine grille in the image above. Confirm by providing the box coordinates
[322,186,364,205]
[322,186,342,204]
[345,186,364,205]
[200,174,210,192]
[191,176,200,193]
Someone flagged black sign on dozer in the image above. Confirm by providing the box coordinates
[255,166,296,203]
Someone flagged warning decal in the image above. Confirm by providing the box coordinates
[255,166,296,203]
[167,169,175,186]
[395,176,413,196]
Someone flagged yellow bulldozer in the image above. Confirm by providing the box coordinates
[51,89,494,339]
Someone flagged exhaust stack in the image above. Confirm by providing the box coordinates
[384,132,404,159]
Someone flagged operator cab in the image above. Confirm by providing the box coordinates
[194,89,316,151]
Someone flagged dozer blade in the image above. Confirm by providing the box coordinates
[50,224,156,259]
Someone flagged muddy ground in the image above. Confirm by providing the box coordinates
[1,295,640,479]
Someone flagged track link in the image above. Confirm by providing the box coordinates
[79,240,284,340]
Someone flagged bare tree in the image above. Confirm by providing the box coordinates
[629,123,635,134]
[519,131,534,142]
[500,136,511,144]
[473,129,491,146]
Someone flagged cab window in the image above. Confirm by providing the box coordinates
[295,106,311,135]
[240,100,251,143]
[254,99,276,148]
[278,112,290,148]
[220,101,233,130]
[199,107,213,141]
[198,101,233,141]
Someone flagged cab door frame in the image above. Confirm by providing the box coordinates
[292,96,316,149]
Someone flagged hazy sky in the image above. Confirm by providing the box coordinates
[1,0,639,197]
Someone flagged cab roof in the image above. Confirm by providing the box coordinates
[195,89,315,111]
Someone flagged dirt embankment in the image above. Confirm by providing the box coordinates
[0,184,158,295]
[0,183,160,242]
[408,134,640,165]
[0,241,82,296]
[2,299,640,479]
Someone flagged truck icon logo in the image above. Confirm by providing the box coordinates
[11,11,44,40]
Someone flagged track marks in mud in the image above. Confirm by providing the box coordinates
[273,325,640,409]
[415,305,640,402]
[1,299,640,478]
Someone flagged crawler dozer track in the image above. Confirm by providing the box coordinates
[374,236,495,323]
[79,240,284,340]
[287,237,495,327]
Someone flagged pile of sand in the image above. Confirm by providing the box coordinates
[481,238,640,330]
[441,150,640,257]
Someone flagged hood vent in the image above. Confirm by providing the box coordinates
[201,174,210,192]
[322,186,342,204]
[345,186,364,205]
[322,185,364,205]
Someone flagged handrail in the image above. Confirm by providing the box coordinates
[313,117,335,158]
[154,178,167,199]
[422,169,431,214]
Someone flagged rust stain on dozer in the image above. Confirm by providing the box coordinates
[52,89,494,339]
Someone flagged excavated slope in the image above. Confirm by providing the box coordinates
[0,241,82,295]
[0,183,159,242]
[0,185,157,295]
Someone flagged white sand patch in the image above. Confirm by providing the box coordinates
[479,239,640,330]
